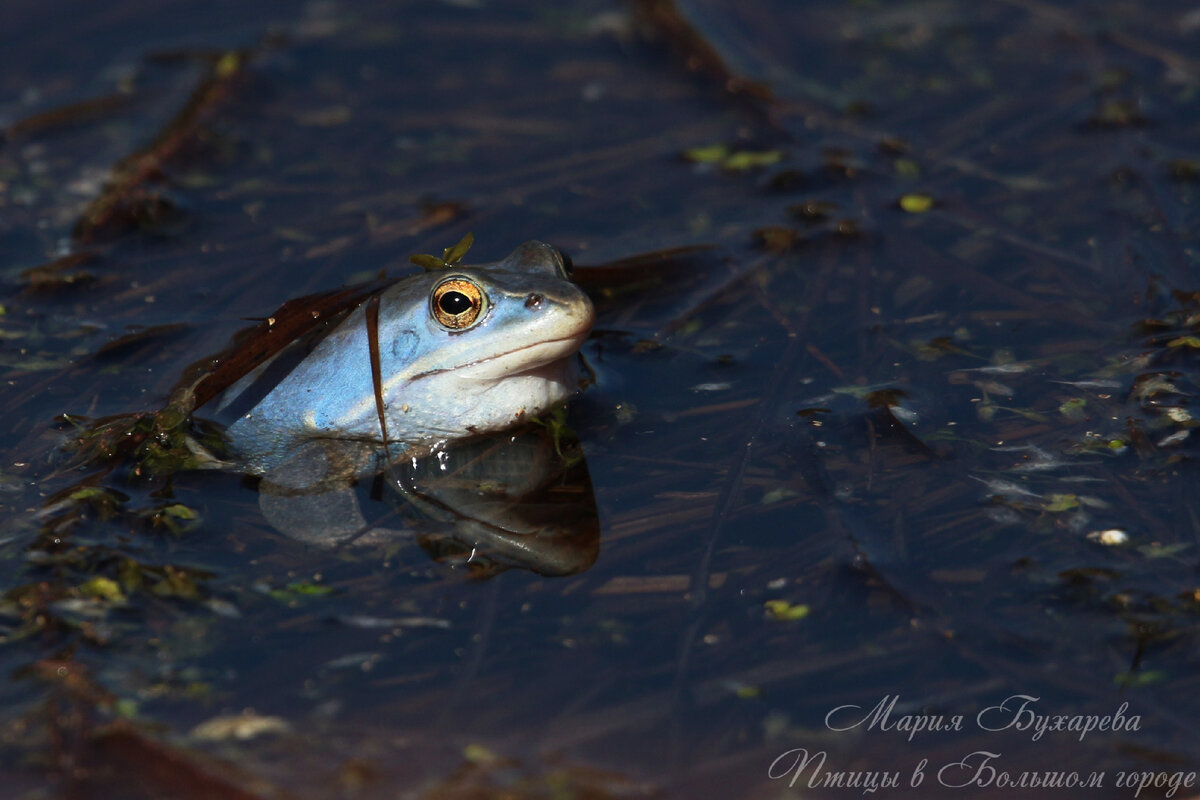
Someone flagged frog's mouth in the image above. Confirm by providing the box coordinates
[437,332,590,382]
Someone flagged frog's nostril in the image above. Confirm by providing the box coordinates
[524,293,543,309]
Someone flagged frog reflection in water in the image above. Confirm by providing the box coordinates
[198,241,598,574]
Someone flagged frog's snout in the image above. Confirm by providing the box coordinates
[521,286,594,336]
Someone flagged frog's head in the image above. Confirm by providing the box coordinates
[221,241,593,472]
[376,240,594,438]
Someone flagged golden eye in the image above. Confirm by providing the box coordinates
[431,277,487,330]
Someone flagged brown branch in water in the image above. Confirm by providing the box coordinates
[575,245,776,340]
[631,0,775,106]
[571,244,714,291]
[91,322,193,362]
[18,252,98,292]
[86,721,280,800]
[172,278,395,414]
[3,94,131,141]
[72,50,252,244]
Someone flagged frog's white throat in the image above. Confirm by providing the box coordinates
[419,354,582,436]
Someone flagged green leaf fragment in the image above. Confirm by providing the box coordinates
[160,504,198,521]
[144,502,202,534]
[1114,670,1167,688]
[899,194,935,213]
[683,144,729,164]
[530,403,583,466]
[683,144,782,170]
[67,486,124,520]
[114,698,139,718]
[442,232,474,265]
[269,580,335,601]
[290,581,333,595]
[118,559,144,592]
[408,254,446,271]
[1059,397,1087,421]
[69,486,114,502]
[1042,494,1079,512]
[80,576,125,603]
[762,487,799,505]
[463,743,501,765]
[214,51,242,80]
[156,406,187,430]
[152,567,200,600]
[1137,542,1191,559]
[410,232,475,271]
[1167,336,1200,348]
[722,150,782,170]
[764,599,810,621]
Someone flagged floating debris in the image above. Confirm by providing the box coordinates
[409,231,474,271]
[1157,430,1190,447]
[898,193,935,213]
[1087,529,1129,546]
[763,599,809,621]
[683,144,783,171]
[191,712,292,742]
[992,444,1072,472]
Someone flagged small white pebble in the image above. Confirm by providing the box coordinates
[1087,529,1128,546]
[1165,407,1192,423]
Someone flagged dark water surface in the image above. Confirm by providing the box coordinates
[2,1,1199,798]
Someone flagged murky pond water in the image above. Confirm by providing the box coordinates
[1,1,1199,798]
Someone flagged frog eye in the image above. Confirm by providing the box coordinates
[431,277,487,330]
